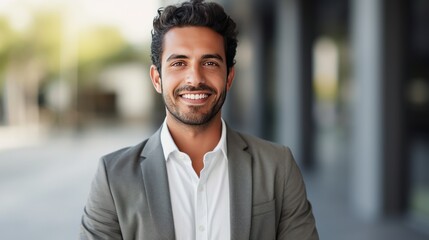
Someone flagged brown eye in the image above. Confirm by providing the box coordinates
[171,62,185,67]
[204,61,219,67]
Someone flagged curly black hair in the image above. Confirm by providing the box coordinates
[151,0,238,74]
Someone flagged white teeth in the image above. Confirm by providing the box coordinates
[182,94,208,100]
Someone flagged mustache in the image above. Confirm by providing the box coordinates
[174,84,216,95]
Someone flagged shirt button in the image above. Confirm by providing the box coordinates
[199,225,205,232]
[198,186,204,192]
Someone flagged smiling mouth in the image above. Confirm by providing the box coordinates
[181,93,210,100]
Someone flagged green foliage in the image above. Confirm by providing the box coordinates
[29,11,62,74]
[78,26,124,65]
[76,25,150,86]
[0,17,17,90]
[0,17,15,58]
[0,9,150,89]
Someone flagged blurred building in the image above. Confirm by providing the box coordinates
[218,0,429,237]
[0,1,157,130]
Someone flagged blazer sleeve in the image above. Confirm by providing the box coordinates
[80,158,123,240]
[277,147,319,240]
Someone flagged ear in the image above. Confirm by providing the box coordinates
[150,65,162,93]
[226,67,235,91]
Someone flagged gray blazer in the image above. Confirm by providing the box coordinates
[80,126,318,240]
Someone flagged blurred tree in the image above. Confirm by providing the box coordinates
[0,17,17,91]
[31,11,62,76]
[78,26,129,86]
[0,8,151,126]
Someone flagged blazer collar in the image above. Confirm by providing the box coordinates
[139,125,252,240]
[226,126,252,240]
[140,127,176,240]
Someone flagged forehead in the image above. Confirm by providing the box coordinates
[162,26,225,61]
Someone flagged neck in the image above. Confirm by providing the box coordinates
[166,113,223,176]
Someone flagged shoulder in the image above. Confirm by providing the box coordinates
[101,139,148,172]
[228,128,295,172]
[231,129,292,157]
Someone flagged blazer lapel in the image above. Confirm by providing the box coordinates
[227,127,252,240]
[138,126,252,240]
[140,128,175,240]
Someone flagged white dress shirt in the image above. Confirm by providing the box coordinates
[160,119,230,240]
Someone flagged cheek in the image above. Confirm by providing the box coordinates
[160,78,179,95]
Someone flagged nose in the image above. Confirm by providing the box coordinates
[186,63,205,86]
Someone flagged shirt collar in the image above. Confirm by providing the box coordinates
[160,118,228,161]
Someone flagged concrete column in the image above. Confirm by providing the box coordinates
[350,0,383,220]
[221,0,268,137]
[274,0,303,162]
[382,0,407,216]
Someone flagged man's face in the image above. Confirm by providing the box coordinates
[150,26,235,126]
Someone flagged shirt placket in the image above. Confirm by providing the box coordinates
[195,160,210,240]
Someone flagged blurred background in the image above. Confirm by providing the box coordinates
[0,0,428,239]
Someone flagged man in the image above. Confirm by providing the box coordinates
[80,0,318,239]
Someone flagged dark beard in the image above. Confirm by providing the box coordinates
[162,83,227,126]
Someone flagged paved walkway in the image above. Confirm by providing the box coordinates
[306,126,429,240]
[0,123,428,239]
[0,123,152,240]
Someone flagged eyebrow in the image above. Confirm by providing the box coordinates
[165,53,224,62]
[166,54,189,62]
[201,54,224,62]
